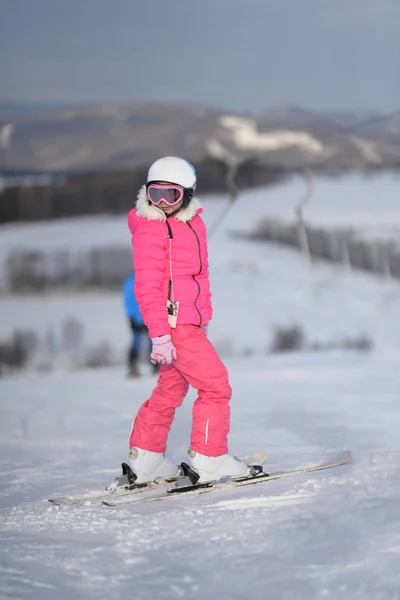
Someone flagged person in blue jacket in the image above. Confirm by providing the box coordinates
[122,273,157,376]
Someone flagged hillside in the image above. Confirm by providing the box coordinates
[1,173,400,597]
[1,102,400,172]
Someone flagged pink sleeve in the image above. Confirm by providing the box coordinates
[131,220,170,338]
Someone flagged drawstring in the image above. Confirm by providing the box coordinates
[168,237,174,302]
[166,220,174,302]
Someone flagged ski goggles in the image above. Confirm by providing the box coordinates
[146,183,185,207]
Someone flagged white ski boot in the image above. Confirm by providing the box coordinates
[128,447,180,484]
[188,449,250,483]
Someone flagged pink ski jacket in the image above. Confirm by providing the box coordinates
[128,186,213,338]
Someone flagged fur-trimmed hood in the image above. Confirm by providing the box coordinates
[135,185,202,223]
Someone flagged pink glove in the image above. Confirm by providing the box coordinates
[150,334,177,365]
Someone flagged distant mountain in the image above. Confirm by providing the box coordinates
[259,106,400,146]
[345,112,400,147]
[258,106,380,128]
[0,101,81,117]
[1,102,399,172]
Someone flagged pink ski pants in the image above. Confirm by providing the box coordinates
[129,324,231,456]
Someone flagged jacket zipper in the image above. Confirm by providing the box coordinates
[187,222,202,326]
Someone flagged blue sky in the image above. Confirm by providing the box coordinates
[0,0,399,111]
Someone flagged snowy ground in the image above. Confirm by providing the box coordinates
[1,239,400,366]
[1,352,400,600]
[1,172,400,599]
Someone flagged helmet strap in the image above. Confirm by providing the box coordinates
[182,189,194,208]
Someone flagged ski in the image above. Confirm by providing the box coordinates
[47,478,170,506]
[102,450,352,507]
[47,450,267,506]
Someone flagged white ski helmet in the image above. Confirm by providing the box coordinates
[147,156,196,190]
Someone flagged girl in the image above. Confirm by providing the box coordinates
[127,156,249,484]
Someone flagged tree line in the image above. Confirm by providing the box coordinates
[0,158,285,224]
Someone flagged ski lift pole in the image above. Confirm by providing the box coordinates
[295,168,313,264]
[207,160,240,241]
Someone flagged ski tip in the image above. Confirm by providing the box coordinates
[337,449,352,460]
[327,449,352,467]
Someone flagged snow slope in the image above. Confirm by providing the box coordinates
[1,236,400,366]
[0,172,400,599]
[0,353,399,600]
